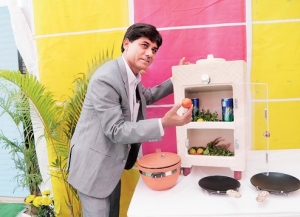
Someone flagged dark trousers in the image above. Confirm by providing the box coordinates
[109,180,121,217]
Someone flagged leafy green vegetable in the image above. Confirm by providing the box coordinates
[197,108,220,122]
[202,137,234,156]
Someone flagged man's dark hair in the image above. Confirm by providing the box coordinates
[121,23,163,52]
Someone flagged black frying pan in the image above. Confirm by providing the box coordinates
[198,175,240,195]
[250,172,300,195]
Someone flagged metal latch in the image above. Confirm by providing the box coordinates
[151,172,166,178]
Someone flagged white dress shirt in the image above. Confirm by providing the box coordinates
[122,56,164,136]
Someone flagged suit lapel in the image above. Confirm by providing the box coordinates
[136,84,146,119]
[117,56,146,119]
[116,56,129,99]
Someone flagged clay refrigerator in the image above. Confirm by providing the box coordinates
[172,55,247,180]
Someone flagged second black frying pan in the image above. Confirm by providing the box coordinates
[250,172,300,195]
[198,175,240,194]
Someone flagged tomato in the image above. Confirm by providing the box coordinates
[182,98,192,108]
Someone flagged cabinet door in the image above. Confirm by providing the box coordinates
[250,83,270,172]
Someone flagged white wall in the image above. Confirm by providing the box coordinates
[0,6,29,198]
[0,0,6,7]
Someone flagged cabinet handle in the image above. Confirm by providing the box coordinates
[264,108,268,120]
[234,98,238,109]
[185,138,189,148]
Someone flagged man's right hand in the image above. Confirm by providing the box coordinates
[161,103,193,128]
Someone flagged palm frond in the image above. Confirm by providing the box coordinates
[0,70,63,140]
[0,84,25,127]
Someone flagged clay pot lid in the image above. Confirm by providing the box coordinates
[138,149,181,169]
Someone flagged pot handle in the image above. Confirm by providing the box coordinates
[155,148,166,158]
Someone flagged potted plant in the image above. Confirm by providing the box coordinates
[0,84,42,196]
[0,50,113,216]
[25,189,55,217]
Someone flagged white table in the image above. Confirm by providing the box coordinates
[128,149,300,217]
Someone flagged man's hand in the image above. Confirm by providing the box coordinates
[179,57,190,65]
[161,103,193,128]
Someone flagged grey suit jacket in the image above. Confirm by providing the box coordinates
[67,56,173,198]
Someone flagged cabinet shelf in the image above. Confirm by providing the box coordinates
[186,122,234,130]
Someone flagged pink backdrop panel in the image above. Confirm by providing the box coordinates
[142,26,246,104]
[134,0,245,27]
[142,107,177,155]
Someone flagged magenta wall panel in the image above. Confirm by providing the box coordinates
[135,0,247,154]
[142,26,246,103]
[142,107,177,155]
[134,0,245,27]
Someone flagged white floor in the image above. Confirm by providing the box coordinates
[17,213,30,217]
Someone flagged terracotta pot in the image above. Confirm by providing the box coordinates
[137,149,181,191]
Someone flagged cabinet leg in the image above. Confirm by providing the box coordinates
[234,171,242,180]
[182,167,191,176]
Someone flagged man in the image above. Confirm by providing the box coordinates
[67,23,193,217]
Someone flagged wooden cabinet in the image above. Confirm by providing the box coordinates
[172,55,247,179]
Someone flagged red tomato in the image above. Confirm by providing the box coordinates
[182,98,192,108]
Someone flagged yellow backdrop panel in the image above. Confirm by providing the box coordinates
[251,22,300,99]
[251,1,300,150]
[251,22,300,149]
[32,0,129,35]
[268,101,300,149]
[36,32,123,100]
[252,0,300,20]
[252,101,300,150]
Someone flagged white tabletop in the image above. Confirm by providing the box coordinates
[127,149,300,217]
